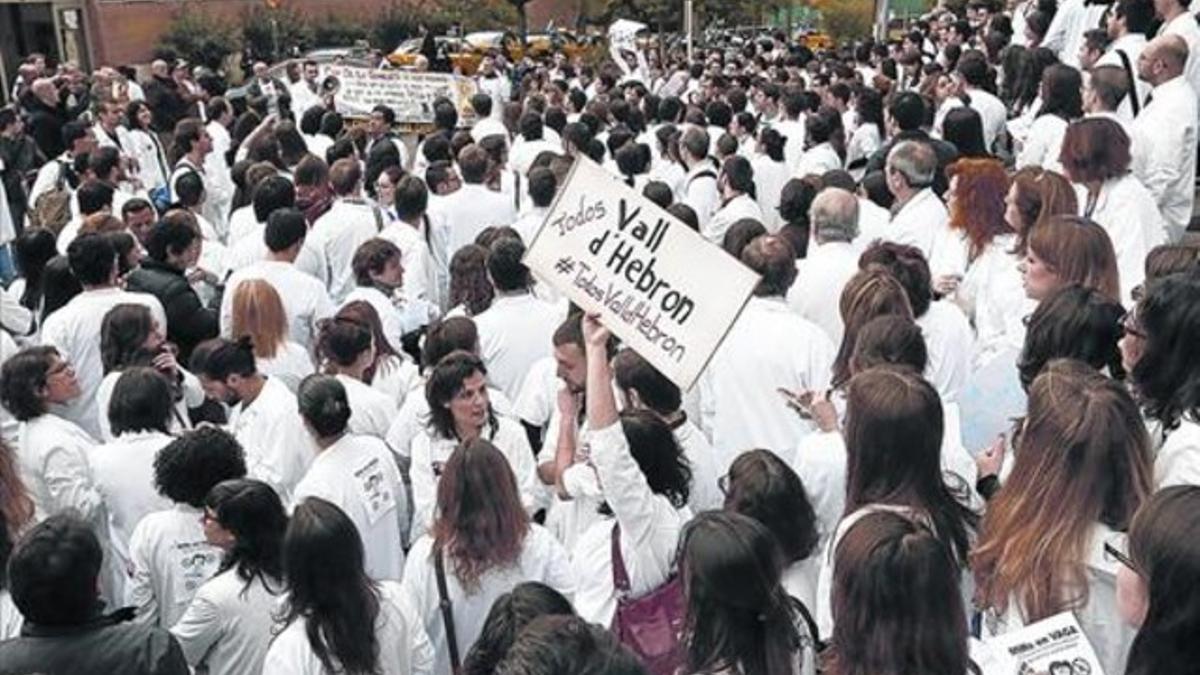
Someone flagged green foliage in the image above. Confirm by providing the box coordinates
[241,7,314,62]
[312,14,371,47]
[156,5,241,70]
[819,0,874,41]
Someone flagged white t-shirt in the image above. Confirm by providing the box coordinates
[292,433,408,581]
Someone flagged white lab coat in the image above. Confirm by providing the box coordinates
[256,342,314,394]
[1132,75,1198,242]
[775,117,808,172]
[292,433,408,581]
[90,429,174,602]
[127,504,224,628]
[980,525,1136,675]
[221,260,335,351]
[794,142,842,178]
[887,189,955,277]
[16,413,101,523]
[409,416,536,542]
[226,377,317,502]
[934,87,1008,152]
[0,592,21,641]
[916,300,975,405]
[402,526,576,675]
[1155,416,1200,488]
[570,423,692,627]
[955,234,1030,371]
[369,354,422,409]
[854,197,891,252]
[752,156,791,232]
[40,287,167,439]
[384,378,514,461]
[120,128,170,192]
[378,220,437,311]
[1015,114,1068,174]
[1084,111,1152,187]
[673,418,723,513]
[700,297,836,472]
[1095,34,1151,121]
[203,121,235,238]
[263,581,434,675]
[1041,0,1108,68]
[704,193,764,245]
[437,183,518,261]
[474,293,564,402]
[170,570,284,675]
[95,368,205,442]
[333,373,397,441]
[681,162,721,231]
[226,206,259,247]
[301,198,384,304]
[787,240,860,346]
[1158,12,1200,127]
[1076,175,1166,305]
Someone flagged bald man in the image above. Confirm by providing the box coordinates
[1135,34,1197,240]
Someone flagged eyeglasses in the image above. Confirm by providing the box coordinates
[200,509,219,525]
[1103,538,1138,573]
[717,474,731,496]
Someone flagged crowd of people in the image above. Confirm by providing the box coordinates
[1,0,1200,672]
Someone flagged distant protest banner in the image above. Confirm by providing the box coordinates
[321,65,477,125]
[974,612,1106,675]
[524,157,759,390]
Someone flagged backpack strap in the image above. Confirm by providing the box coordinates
[611,522,631,593]
[434,547,462,675]
[789,595,824,652]
[686,169,717,187]
[1115,49,1141,116]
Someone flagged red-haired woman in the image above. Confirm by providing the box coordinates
[1060,117,1167,305]
[943,158,1029,369]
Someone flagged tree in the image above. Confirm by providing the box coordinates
[157,5,241,70]
[816,0,873,41]
[508,0,531,42]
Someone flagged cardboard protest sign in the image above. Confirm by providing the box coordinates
[321,65,477,125]
[609,19,647,51]
[524,157,759,390]
[974,612,1106,675]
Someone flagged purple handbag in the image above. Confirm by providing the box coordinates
[609,523,687,675]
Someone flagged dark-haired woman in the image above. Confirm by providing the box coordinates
[314,315,398,440]
[1116,486,1200,675]
[826,511,972,675]
[1123,267,1200,488]
[95,302,204,441]
[265,497,433,674]
[0,346,100,525]
[91,367,175,602]
[401,439,574,675]
[293,375,407,581]
[171,479,287,675]
[572,315,693,630]
[462,582,576,675]
[723,449,822,611]
[752,128,791,232]
[409,351,537,542]
[1015,64,1082,173]
[335,301,420,409]
[1060,117,1166,305]
[121,100,171,195]
[678,511,817,675]
[814,365,978,637]
[845,87,883,179]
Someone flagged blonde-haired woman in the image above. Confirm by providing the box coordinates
[972,359,1153,675]
[229,279,314,392]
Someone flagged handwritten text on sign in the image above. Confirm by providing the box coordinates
[322,65,477,125]
[524,157,759,390]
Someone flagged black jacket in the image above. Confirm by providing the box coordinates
[125,259,219,363]
[0,607,188,675]
[143,76,189,134]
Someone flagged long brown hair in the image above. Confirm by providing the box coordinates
[0,438,35,538]
[947,157,1012,261]
[832,267,914,389]
[230,279,288,359]
[844,366,977,566]
[828,511,970,675]
[1008,167,1077,254]
[971,359,1152,621]
[1027,215,1121,303]
[432,438,530,591]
